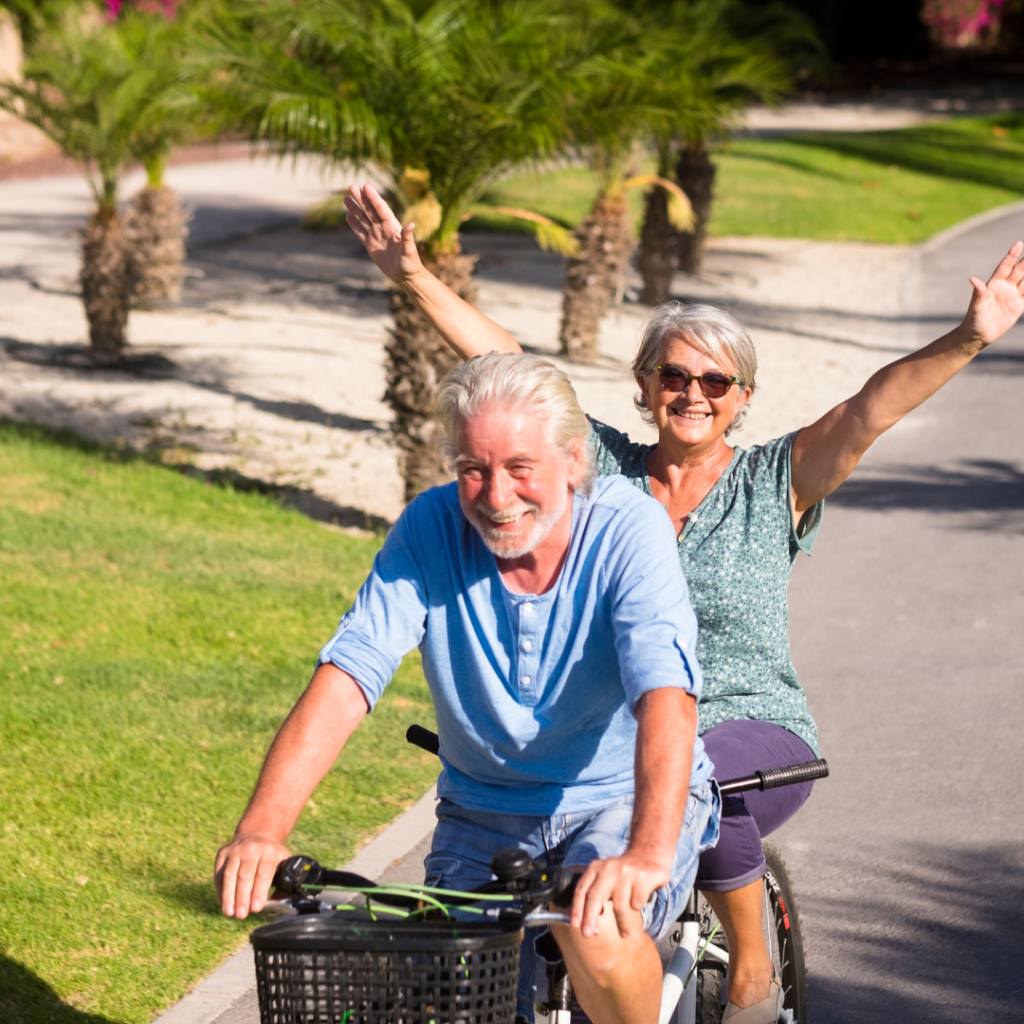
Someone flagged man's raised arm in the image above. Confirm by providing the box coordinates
[214,663,370,919]
[345,184,522,361]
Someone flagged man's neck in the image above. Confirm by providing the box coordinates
[497,493,576,596]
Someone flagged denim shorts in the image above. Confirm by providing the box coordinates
[424,784,720,1018]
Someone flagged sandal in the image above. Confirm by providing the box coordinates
[721,970,783,1024]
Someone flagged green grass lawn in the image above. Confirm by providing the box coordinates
[0,421,437,1024]
[466,113,1024,245]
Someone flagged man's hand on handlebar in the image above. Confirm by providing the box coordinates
[568,850,669,940]
[214,833,291,919]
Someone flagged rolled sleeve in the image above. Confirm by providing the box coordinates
[318,509,429,709]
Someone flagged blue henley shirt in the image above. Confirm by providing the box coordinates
[319,474,710,815]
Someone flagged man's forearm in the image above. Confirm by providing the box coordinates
[234,663,369,841]
[629,688,697,870]
[404,267,522,361]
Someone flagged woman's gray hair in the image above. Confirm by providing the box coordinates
[632,302,758,436]
[435,352,595,491]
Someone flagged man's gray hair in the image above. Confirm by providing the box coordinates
[435,352,595,491]
[632,303,758,436]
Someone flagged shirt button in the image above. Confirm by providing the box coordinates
[522,602,533,613]
[522,639,533,652]
[522,676,531,686]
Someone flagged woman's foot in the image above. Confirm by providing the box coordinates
[722,970,782,1023]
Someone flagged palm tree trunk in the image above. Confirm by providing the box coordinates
[128,184,188,308]
[558,191,632,363]
[386,243,478,503]
[675,143,716,276]
[638,185,677,306]
[80,209,134,359]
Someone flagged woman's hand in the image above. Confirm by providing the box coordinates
[792,241,1024,512]
[344,184,424,287]
[963,240,1024,348]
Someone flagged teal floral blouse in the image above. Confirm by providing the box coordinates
[589,418,822,755]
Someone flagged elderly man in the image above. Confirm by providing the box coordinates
[215,353,718,1024]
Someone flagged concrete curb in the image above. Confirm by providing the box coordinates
[918,198,1024,255]
[151,785,438,1024]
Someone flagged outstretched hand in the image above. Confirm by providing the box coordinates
[345,184,423,287]
[964,240,1024,347]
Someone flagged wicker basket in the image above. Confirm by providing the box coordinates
[250,911,523,1024]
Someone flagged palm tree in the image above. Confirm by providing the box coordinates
[211,0,595,500]
[555,8,699,363]
[637,0,823,302]
[0,3,205,356]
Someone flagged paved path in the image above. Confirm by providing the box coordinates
[778,204,1024,1022]
[152,203,1024,1024]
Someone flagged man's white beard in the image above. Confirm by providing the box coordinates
[465,489,569,561]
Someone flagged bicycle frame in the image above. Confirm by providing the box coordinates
[659,889,729,1024]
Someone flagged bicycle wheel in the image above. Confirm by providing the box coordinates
[694,896,728,1024]
[694,843,810,1024]
[762,842,809,1024]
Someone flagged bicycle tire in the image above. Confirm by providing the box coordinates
[762,843,809,1024]
[694,895,728,1024]
[694,844,810,1024]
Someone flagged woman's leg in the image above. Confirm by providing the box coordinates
[697,720,816,1011]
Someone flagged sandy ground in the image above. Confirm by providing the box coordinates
[0,156,922,527]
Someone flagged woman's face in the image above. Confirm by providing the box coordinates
[637,333,753,450]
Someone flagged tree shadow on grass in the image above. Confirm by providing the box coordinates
[0,417,391,534]
[158,878,225,917]
[0,954,119,1024]
[790,118,1024,194]
[806,843,1024,1024]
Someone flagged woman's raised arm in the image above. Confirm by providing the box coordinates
[791,241,1024,512]
[345,184,522,360]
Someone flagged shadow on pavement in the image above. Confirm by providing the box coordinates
[807,843,1024,1024]
[830,459,1024,527]
[0,954,118,1024]
[2,340,385,433]
[191,383,384,433]
[966,347,1024,374]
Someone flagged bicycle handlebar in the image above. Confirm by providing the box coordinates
[267,728,828,914]
[716,758,830,795]
[407,724,829,797]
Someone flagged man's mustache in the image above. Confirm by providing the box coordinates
[470,500,539,525]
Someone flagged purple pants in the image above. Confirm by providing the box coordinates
[695,719,815,892]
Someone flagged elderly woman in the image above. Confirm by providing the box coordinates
[344,184,1024,1024]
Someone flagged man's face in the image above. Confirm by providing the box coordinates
[455,405,582,561]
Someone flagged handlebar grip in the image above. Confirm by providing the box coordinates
[406,724,440,756]
[757,758,829,790]
[272,854,322,895]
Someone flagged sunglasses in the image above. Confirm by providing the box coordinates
[654,365,741,399]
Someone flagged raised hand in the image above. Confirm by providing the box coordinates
[964,240,1024,347]
[344,184,423,287]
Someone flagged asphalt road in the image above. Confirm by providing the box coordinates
[779,204,1024,1023]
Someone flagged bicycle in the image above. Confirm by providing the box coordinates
[248,725,827,1024]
